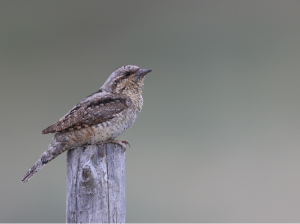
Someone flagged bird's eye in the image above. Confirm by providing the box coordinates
[125,71,130,76]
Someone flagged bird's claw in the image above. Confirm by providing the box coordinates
[106,140,130,153]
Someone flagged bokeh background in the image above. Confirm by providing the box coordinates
[1,0,300,222]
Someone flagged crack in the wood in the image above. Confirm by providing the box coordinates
[105,144,110,222]
[74,148,81,223]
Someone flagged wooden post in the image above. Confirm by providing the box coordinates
[66,143,126,223]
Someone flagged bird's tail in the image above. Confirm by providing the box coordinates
[21,159,45,183]
[21,134,71,183]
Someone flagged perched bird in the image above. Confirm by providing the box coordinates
[21,65,152,183]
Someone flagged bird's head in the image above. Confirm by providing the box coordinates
[101,65,152,96]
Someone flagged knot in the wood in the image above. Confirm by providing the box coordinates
[81,165,92,182]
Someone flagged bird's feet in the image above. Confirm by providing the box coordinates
[105,139,130,152]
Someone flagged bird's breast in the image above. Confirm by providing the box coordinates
[90,109,137,143]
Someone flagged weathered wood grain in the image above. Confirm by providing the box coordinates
[66,143,125,223]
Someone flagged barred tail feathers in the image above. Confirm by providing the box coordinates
[21,134,70,183]
[21,159,45,183]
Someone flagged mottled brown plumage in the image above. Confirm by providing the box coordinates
[42,93,128,134]
[21,65,152,183]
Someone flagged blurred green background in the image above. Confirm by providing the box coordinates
[1,0,300,222]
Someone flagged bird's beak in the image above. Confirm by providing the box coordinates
[136,69,152,76]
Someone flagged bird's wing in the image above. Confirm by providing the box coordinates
[42,92,131,134]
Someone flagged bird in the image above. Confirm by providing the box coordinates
[21,65,152,183]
